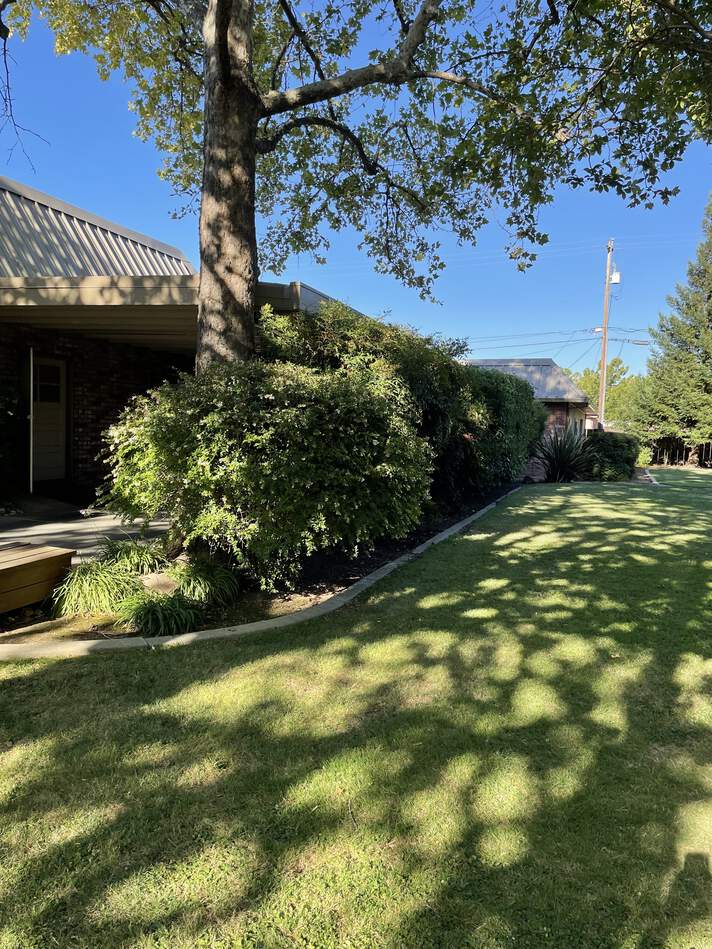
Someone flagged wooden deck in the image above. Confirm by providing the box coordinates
[0,543,75,614]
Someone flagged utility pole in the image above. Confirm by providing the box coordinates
[597,239,614,429]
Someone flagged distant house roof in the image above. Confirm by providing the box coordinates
[464,358,589,404]
[0,176,195,278]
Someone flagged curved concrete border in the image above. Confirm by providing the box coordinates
[0,487,521,661]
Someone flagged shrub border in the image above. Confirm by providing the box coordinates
[0,488,522,662]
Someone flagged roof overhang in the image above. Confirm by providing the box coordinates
[0,277,335,352]
[0,275,198,307]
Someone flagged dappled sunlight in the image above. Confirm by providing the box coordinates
[402,754,479,857]
[588,653,651,737]
[674,654,712,730]
[477,823,529,868]
[473,755,539,825]
[2,474,712,944]
[509,678,566,726]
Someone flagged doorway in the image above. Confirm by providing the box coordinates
[32,358,67,482]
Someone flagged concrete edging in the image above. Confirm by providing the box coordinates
[0,487,522,661]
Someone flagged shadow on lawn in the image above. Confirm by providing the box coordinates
[2,478,712,946]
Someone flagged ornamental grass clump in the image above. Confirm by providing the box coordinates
[535,425,594,483]
[115,591,202,637]
[98,537,167,574]
[53,560,141,617]
[168,557,241,607]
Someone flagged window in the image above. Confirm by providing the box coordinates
[33,362,62,403]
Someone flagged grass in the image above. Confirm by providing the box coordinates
[2,467,712,947]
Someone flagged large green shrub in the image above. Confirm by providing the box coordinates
[461,367,546,491]
[260,301,470,453]
[103,361,431,586]
[587,430,639,481]
[260,303,543,505]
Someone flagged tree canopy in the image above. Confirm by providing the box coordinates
[2,0,711,301]
[638,197,712,447]
[567,357,645,433]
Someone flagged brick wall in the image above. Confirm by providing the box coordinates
[0,324,191,496]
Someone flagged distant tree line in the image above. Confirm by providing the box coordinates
[566,198,712,465]
[634,199,712,460]
[566,358,645,435]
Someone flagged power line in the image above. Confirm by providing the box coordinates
[467,328,595,342]
[553,329,585,360]
[469,337,600,352]
[566,339,601,369]
[609,325,649,333]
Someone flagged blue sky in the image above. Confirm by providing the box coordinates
[2,19,710,375]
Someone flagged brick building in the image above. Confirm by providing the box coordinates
[0,176,330,502]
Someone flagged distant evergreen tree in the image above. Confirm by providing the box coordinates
[643,199,712,447]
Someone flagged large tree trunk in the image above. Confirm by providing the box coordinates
[196,0,259,372]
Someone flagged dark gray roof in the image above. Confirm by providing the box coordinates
[0,176,195,277]
[464,358,589,404]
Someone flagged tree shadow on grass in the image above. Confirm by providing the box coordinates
[1,481,712,946]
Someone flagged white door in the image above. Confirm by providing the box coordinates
[32,358,67,481]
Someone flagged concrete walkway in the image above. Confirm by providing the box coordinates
[0,508,169,563]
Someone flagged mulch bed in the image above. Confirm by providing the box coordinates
[295,482,518,596]
[0,484,517,643]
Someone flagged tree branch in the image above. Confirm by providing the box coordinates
[392,0,411,34]
[270,31,294,89]
[278,0,328,81]
[647,0,712,42]
[257,114,375,168]
[408,68,530,118]
[397,0,441,65]
[143,0,202,79]
[256,114,428,208]
[261,0,442,114]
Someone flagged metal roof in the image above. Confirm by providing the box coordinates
[0,176,195,277]
[465,358,589,404]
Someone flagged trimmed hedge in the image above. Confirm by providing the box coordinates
[103,361,431,587]
[102,305,545,588]
[462,366,546,492]
[260,302,544,507]
[587,430,639,481]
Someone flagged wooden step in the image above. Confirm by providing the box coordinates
[0,543,76,614]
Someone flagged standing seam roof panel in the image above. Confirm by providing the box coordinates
[0,179,195,277]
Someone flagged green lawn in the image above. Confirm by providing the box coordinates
[2,468,712,948]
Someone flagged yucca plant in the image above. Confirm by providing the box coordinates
[53,561,141,617]
[535,425,594,483]
[98,537,168,574]
[116,591,202,637]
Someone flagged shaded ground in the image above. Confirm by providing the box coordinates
[0,488,510,644]
[0,510,170,565]
[1,469,712,947]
